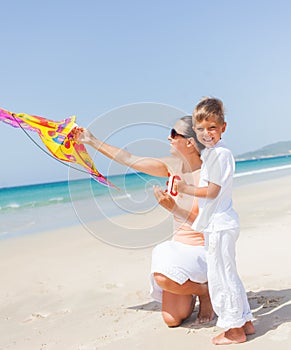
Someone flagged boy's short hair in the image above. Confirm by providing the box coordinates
[193,97,225,125]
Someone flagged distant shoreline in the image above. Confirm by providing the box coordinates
[1,154,291,190]
[235,153,291,162]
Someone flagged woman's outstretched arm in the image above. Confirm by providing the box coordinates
[72,127,169,177]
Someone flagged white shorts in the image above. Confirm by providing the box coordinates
[149,240,207,303]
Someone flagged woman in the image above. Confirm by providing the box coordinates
[72,116,214,327]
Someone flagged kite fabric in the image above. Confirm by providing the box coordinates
[0,107,117,189]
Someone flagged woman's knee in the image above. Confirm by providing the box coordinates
[162,311,182,327]
[154,273,172,289]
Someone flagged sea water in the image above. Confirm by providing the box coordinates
[0,173,165,239]
[1,155,291,240]
[234,155,291,185]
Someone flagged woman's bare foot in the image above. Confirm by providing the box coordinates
[243,321,255,335]
[212,327,247,345]
[195,285,215,324]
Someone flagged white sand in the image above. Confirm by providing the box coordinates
[1,175,291,349]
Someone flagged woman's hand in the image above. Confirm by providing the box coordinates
[154,185,199,224]
[70,127,94,144]
[153,186,177,213]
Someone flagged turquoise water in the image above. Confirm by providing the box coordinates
[0,172,164,213]
[1,155,291,239]
[235,155,291,176]
[0,172,166,239]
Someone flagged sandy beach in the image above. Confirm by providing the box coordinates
[1,175,291,350]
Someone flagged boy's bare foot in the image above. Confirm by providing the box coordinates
[243,320,255,335]
[212,327,247,345]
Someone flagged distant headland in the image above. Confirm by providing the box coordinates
[235,140,291,161]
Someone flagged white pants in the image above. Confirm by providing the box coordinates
[205,228,253,329]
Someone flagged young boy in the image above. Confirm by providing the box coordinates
[176,97,254,345]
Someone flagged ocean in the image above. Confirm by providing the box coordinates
[1,155,291,240]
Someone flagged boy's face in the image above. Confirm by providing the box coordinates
[193,116,226,148]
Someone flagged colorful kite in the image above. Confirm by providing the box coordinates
[0,107,117,189]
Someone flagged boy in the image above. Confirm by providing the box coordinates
[176,97,254,345]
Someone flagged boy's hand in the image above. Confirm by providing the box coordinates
[173,179,187,194]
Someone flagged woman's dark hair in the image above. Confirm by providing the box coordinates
[180,115,205,151]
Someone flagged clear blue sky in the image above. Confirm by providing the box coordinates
[1,0,291,187]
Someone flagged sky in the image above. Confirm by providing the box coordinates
[1,0,291,187]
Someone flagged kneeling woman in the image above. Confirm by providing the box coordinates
[72,116,213,326]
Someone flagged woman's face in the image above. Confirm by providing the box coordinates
[168,120,191,157]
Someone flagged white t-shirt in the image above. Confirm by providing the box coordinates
[192,140,239,233]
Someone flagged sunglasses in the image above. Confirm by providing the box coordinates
[170,128,186,139]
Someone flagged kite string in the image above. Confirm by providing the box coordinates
[11,113,93,177]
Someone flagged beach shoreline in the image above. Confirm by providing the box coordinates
[1,174,291,349]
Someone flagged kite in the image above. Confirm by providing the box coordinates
[0,107,118,189]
